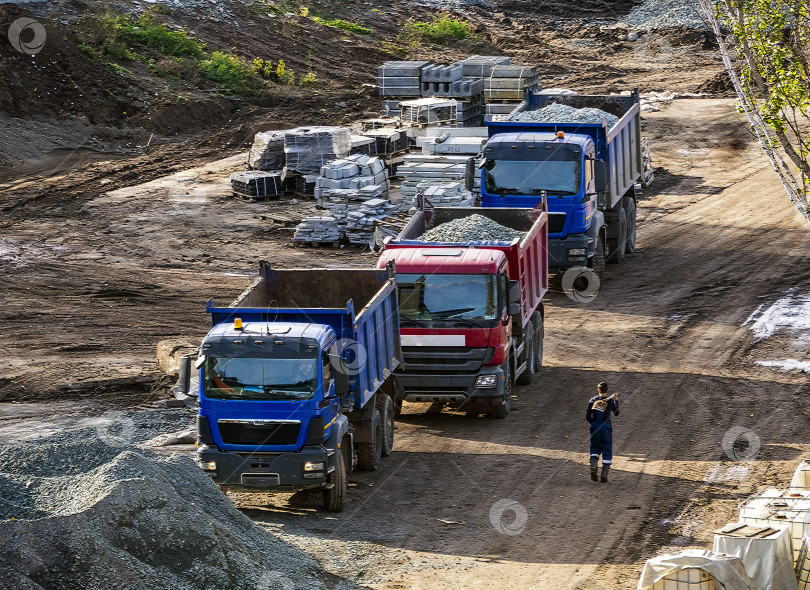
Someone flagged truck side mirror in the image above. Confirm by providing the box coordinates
[329,353,350,396]
[594,160,607,193]
[465,157,476,192]
[508,280,521,314]
[173,354,193,395]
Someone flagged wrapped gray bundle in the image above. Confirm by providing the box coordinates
[248,130,285,171]
[283,126,352,176]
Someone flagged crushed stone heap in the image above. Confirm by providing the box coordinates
[508,102,620,129]
[0,434,355,590]
[420,214,524,243]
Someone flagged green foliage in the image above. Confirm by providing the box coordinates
[405,14,471,44]
[199,51,261,95]
[78,42,100,60]
[276,59,295,85]
[106,40,135,61]
[311,16,373,35]
[109,63,131,75]
[101,13,205,57]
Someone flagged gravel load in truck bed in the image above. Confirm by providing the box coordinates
[508,103,620,129]
[420,214,524,243]
[0,433,355,590]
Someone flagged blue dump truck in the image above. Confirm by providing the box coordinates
[471,90,648,282]
[175,261,402,512]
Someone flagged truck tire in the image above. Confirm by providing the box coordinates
[376,394,395,457]
[356,408,383,471]
[489,361,512,419]
[623,197,637,254]
[532,312,544,369]
[323,446,347,513]
[516,322,535,385]
[589,235,606,281]
[607,207,626,264]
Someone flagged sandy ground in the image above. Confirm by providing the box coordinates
[1,98,809,588]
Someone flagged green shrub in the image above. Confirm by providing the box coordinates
[312,16,372,35]
[102,13,205,57]
[106,40,135,61]
[199,51,261,95]
[406,15,471,43]
[78,42,100,60]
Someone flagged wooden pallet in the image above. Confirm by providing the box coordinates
[290,240,342,249]
[233,192,279,203]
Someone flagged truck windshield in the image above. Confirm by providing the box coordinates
[484,159,581,196]
[397,274,498,322]
[203,355,318,401]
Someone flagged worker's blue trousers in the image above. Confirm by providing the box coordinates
[589,422,613,464]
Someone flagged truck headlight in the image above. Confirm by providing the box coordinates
[568,248,586,256]
[197,460,217,471]
[475,375,498,388]
[304,462,324,472]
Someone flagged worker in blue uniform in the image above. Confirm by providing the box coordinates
[586,382,620,483]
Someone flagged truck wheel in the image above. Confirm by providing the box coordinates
[623,197,637,254]
[323,446,347,513]
[532,312,544,369]
[516,322,535,385]
[608,207,626,264]
[376,394,395,457]
[356,408,383,471]
[394,396,403,417]
[589,236,606,281]
[489,361,512,419]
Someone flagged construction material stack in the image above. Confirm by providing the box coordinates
[484,64,539,103]
[398,155,480,201]
[284,126,352,198]
[229,171,284,201]
[378,60,428,99]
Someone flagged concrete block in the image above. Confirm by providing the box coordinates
[378,61,430,77]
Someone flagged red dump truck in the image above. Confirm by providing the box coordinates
[377,204,548,418]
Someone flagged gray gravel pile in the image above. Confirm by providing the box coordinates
[0,437,354,590]
[420,214,524,243]
[626,0,706,31]
[508,103,619,129]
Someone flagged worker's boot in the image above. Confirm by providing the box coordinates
[590,457,599,482]
[600,464,610,483]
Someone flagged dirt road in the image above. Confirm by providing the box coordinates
[1,97,808,589]
[227,99,810,589]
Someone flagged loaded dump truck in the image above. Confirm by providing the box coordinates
[175,261,402,512]
[378,205,547,418]
[473,89,648,278]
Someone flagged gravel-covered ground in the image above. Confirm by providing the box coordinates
[0,430,358,589]
[420,214,525,242]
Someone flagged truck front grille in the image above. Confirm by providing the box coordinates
[548,213,566,234]
[401,347,489,374]
[218,421,301,446]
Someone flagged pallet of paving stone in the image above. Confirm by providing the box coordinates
[284,126,352,176]
[294,174,318,198]
[350,135,378,157]
[361,128,409,155]
[377,61,429,97]
[248,130,286,171]
[230,171,284,200]
[400,99,457,126]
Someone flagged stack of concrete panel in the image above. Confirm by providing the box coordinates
[314,155,389,202]
[455,93,486,127]
[456,55,511,78]
[378,61,429,97]
[397,155,480,198]
[361,128,409,155]
[415,127,487,155]
[380,100,401,117]
[400,98,457,126]
[350,136,378,157]
[294,174,318,198]
[292,216,342,243]
[345,198,400,245]
[417,182,476,208]
[230,171,284,200]
[486,103,521,116]
[484,65,540,102]
[284,126,352,176]
[248,131,285,171]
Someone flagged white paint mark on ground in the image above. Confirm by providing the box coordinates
[743,289,810,341]
[756,359,810,373]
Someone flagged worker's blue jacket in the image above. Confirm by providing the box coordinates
[586,395,620,464]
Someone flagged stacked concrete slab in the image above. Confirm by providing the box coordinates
[484,65,539,102]
[415,182,476,208]
[248,131,285,171]
[397,154,481,199]
[314,154,389,202]
[283,126,352,176]
[350,135,378,157]
[400,98,457,126]
[378,61,429,98]
[292,216,342,243]
[456,55,512,78]
[486,103,521,116]
[415,127,488,156]
[345,198,400,244]
[360,128,409,155]
[455,93,486,127]
[230,171,284,200]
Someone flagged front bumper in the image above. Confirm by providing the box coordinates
[549,233,590,269]
[394,365,506,404]
[197,445,333,492]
